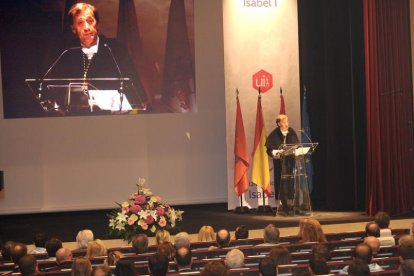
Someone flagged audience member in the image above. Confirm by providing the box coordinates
[365,222,380,237]
[400,259,414,276]
[175,246,193,272]
[256,224,280,246]
[131,233,148,254]
[148,252,169,276]
[258,256,276,276]
[18,254,38,276]
[45,238,63,260]
[76,229,94,250]
[198,225,216,242]
[10,242,28,265]
[107,250,123,266]
[92,264,111,276]
[269,245,291,266]
[224,248,244,269]
[71,256,92,276]
[399,237,414,261]
[297,218,309,237]
[157,241,176,261]
[398,234,414,246]
[86,239,107,258]
[56,247,73,268]
[300,218,327,243]
[155,229,172,245]
[339,243,383,274]
[114,259,137,276]
[309,257,330,275]
[2,241,16,261]
[348,258,371,276]
[200,261,228,276]
[363,236,381,256]
[374,211,390,229]
[311,243,331,261]
[174,232,191,249]
[30,232,48,254]
[234,225,249,240]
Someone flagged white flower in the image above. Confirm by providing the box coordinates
[115,222,125,231]
[148,209,158,220]
[109,218,117,229]
[116,212,128,223]
[138,209,149,220]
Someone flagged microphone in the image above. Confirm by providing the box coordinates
[103,43,125,111]
[39,47,81,94]
[298,128,313,144]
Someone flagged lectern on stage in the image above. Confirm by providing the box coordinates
[25,78,146,115]
[276,142,318,217]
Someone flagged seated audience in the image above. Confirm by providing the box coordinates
[300,218,327,243]
[398,234,414,246]
[174,232,191,249]
[234,225,249,240]
[348,258,370,276]
[365,222,380,237]
[2,241,16,261]
[339,243,383,274]
[155,229,172,245]
[10,242,28,265]
[175,246,193,272]
[148,252,169,276]
[374,211,391,230]
[198,225,216,242]
[311,243,331,261]
[71,256,92,276]
[92,264,111,276]
[400,259,414,276]
[86,239,107,258]
[76,229,94,250]
[56,247,73,268]
[107,250,123,266]
[114,259,137,276]
[45,238,63,260]
[259,256,276,276]
[200,261,228,276]
[399,237,414,261]
[157,241,176,261]
[224,248,244,269]
[30,232,48,254]
[256,224,280,246]
[297,218,309,237]
[209,229,231,250]
[363,236,380,256]
[131,233,148,254]
[18,254,38,276]
[269,245,291,266]
[309,257,330,275]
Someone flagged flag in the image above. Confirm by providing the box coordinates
[279,87,286,115]
[251,94,272,197]
[301,89,314,192]
[234,94,249,196]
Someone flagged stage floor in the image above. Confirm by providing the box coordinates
[0,203,412,244]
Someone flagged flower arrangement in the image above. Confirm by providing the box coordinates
[108,178,184,241]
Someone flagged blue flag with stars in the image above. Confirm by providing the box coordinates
[301,90,314,192]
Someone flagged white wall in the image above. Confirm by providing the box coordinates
[0,0,227,214]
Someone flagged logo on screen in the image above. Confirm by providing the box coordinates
[243,0,277,8]
[253,69,273,93]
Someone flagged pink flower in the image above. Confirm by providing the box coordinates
[158,216,167,227]
[127,217,135,225]
[122,206,129,213]
[141,222,148,230]
[129,205,142,213]
[156,207,164,216]
[134,195,146,205]
[145,215,154,224]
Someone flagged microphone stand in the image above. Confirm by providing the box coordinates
[104,43,125,112]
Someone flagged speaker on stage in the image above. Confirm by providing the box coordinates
[0,171,3,191]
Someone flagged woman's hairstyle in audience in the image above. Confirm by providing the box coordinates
[198,225,216,242]
[33,232,48,248]
[2,241,16,261]
[259,256,276,276]
[92,264,111,276]
[106,250,123,266]
[312,243,331,261]
[269,245,291,266]
[309,257,330,275]
[86,239,107,258]
[155,229,172,245]
[348,258,370,276]
[157,241,176,261]
[297,218,309,237]
[200,260,228,276]
[18,254,38,276]
[374,211,390,229]
[76,229,94,249]
[71,256,92,276]
[300,218,327,243]
[235,225,249,240]
[45,237,63,257]
[114,259,137,276]
[148,253,169,276]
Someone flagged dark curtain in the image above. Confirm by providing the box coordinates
[364,0,414,215]
[298,0,366,211]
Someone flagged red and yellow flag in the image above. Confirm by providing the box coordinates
[251,94,272,197]
[234,95,250,196]
[279,87,286,115]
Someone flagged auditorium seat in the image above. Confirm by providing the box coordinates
[277,263,310,275]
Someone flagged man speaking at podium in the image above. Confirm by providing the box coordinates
[47,2,146,114]
[265,114,299,216]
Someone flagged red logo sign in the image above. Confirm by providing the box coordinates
[252,70,273,93]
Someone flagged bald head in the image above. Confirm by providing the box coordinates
[56,248,72,264]
[216,229,231,248]
[355,243,373,264]
[364,236,380,256]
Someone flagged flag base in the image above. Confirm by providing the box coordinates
[256,205,273,213]
[234,206,250,214]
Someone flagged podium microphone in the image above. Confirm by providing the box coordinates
[103,43,125,111]
[298,128,313,144]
